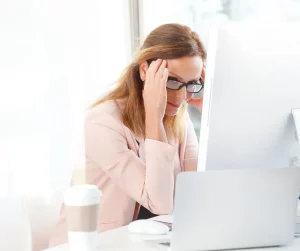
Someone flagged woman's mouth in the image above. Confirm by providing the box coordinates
[167,102,181,109]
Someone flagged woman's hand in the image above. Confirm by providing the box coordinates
[187,97,203,112]
[143,59,169,143]
[143,59,168,122]
[187,65,206,112]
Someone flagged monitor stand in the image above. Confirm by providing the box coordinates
[292,109,300,234]
[292,109,300,144]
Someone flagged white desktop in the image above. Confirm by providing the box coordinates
[198,23,300,172]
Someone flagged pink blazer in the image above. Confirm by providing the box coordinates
[49,99,198,247]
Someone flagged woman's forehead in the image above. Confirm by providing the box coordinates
[166,56,203,82]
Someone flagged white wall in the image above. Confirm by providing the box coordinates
[0,0,130,198]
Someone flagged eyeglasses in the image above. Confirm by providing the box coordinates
[166,77,204,93]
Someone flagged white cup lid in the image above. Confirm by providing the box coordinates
[64,184,102,206]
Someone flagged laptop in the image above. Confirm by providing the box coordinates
[170,167,300,251]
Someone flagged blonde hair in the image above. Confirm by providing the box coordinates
[91,23,206,142]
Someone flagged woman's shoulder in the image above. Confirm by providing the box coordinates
[85,99,125,129]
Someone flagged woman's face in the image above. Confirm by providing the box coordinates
[165,56,203,116]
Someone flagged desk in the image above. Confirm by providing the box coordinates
[44,226,300,251]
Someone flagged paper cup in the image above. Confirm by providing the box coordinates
[64,184,102,251]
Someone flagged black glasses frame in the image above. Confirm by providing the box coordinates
[166,77,204,93]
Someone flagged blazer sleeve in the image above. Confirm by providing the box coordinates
[85,111,176,215]
[183,112,199,172]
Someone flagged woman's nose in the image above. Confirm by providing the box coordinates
[176,86,187,100]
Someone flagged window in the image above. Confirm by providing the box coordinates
[0,0,131,198]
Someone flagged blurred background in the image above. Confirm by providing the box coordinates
[1,0,300,204]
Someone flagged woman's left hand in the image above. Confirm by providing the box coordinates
[187,97,203,112]
[187,65,205,112]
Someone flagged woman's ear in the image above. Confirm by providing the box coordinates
[139,61,149,81]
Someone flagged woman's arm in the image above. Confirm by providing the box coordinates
[183,113,199,172]
[85,112,175,215]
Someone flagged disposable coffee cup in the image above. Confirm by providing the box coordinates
[64,184,102,251]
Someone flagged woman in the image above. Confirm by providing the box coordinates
[49,23,206,247]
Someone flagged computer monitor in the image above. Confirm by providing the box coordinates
[198,23,300,171]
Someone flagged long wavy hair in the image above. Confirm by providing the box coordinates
[91,23,206,142]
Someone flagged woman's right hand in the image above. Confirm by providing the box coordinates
[143,59,169,143]
[143,59,168,122]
